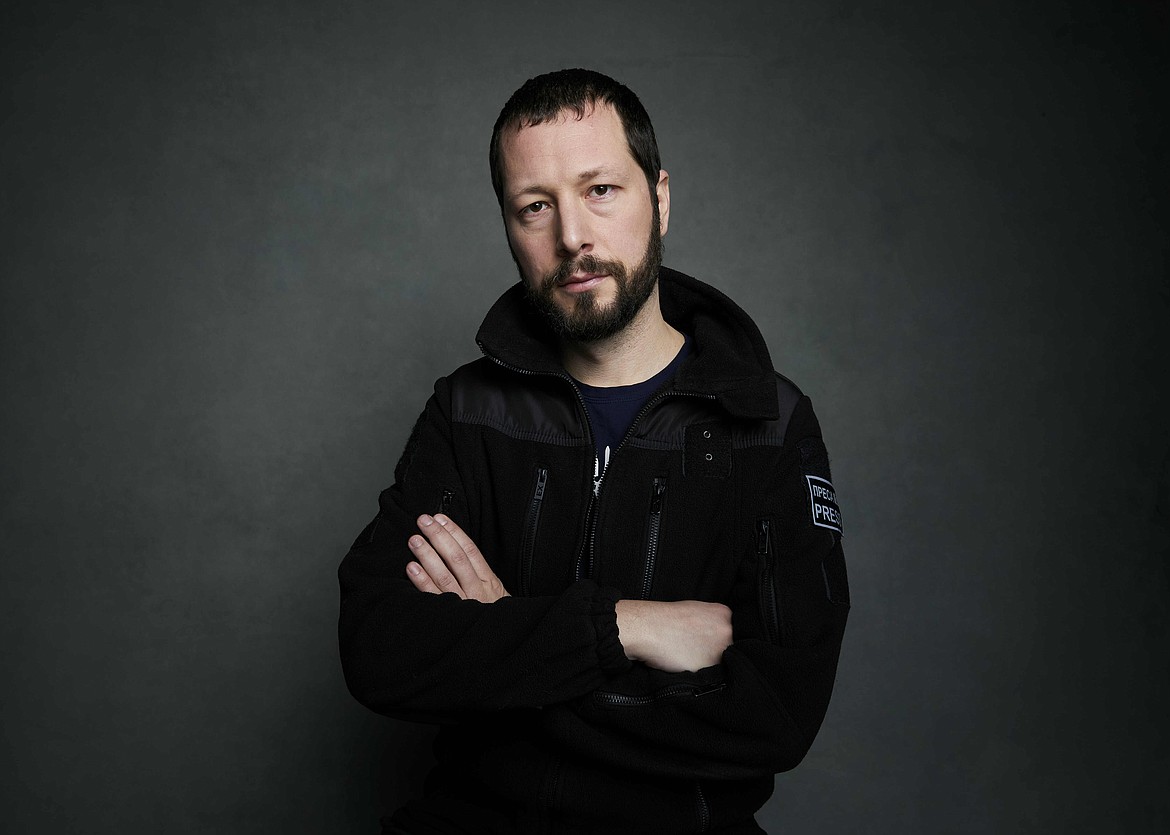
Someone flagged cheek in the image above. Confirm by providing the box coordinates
[508,225,554,265]
[611,200,654,250]
[614,220,652,262]
[507,244,542,290]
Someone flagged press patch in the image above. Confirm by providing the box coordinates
[805,475,842,533]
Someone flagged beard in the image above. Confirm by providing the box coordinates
[522,220,664,344]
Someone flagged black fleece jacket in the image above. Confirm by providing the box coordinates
[338,268,850,834]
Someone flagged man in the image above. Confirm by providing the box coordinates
[339,68,849,834]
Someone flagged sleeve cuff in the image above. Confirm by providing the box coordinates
[590,586,633,675]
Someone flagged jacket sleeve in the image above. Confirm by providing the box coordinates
[338,377,632,722]
[538,395,850,780]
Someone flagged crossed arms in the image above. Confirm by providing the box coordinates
[404,511,733,674]
[338,382,848,779]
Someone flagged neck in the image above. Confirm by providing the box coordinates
[560,286,685,387]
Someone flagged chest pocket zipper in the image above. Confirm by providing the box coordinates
[639,478,668,599]
[519,467,548,596]
[757,518,781,644]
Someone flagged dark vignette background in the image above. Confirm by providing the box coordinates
[2,1,1166,832]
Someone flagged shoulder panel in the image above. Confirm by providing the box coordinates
[733,374,802,448]
[448,359,587,447]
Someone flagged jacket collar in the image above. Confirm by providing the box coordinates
[476,267,781,420]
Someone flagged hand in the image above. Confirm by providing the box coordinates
[405,514,510,603]
[614,599,733,673]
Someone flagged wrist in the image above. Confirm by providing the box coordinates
[593,587,633,673]
[615,599,652,661]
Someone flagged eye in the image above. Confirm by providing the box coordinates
[520,201,549,217]
[589,185,614,198]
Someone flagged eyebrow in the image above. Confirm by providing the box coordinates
[507,167,626,203]
[575,168,613,183]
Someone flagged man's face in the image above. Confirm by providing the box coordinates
[498,103,670,342]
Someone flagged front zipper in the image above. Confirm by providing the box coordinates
[518,467,548,595]
[639,477,668,599]
[757,518,780,645]
[576,493,599,580]
[538,754,561,828]
[695,782,711,832]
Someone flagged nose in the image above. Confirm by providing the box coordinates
[555,200,593,259]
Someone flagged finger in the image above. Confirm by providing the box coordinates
[431,515,512,601]
[433,514,508,598]
[416,514,481,590]
[432,514,494,580]
[408,533,466,599]
[405,561,442,594]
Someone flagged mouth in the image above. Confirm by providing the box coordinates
[557,272,608,293]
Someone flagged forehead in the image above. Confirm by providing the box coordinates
[499,103,639,196]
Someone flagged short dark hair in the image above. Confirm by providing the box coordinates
[489,68,661,206]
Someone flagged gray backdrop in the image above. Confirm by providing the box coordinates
[2,0,1166,832]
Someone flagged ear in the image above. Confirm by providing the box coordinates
[655,169,670,237]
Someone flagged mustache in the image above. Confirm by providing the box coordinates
[542,254,627,291]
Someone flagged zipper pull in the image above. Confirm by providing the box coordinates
[756,518,771,556]
[650,478,667,513]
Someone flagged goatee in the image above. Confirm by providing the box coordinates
[524,222,664,344]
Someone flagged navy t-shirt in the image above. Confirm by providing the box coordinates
[574,335,691,495]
